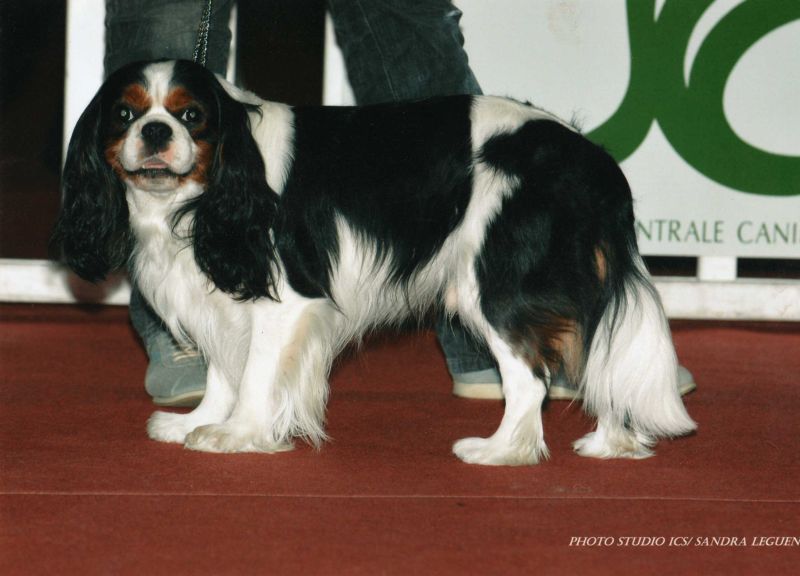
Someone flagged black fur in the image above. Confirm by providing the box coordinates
[50,63,145,281]
[169,61,280,301]
[476,119,642,377]
[277,97,475,300]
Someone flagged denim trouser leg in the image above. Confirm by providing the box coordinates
[328,0,497,375]
[327,0,481,104]
[105,0,233,76]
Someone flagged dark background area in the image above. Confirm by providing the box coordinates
[0,0,795,278]
[0,0,325,260]
[1,0,67,259]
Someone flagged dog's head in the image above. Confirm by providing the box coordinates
[52,59,279,300]
[105,60,214,192]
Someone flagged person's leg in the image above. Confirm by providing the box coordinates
[106,0,233,406]
[105,0,233,76]
[327,0,481,104]
[328,0,501,397]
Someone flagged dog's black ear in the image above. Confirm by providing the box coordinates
[51,86,131,282]
[182,73,281,301]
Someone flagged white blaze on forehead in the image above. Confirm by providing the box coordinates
[142,61,177,106]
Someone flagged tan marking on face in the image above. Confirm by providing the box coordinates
[105,136,126,179]
[182,139,214,185]
[164,87,194,112]
[164,87,212,183]
[121,84,152,112]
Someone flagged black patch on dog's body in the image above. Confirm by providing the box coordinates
[476,119,641,376]
[277,96,475,299]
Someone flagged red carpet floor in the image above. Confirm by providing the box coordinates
[1,304,799,575]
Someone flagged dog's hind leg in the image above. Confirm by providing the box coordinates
[453,328,549,465]
[575,261,696,459]
[572,414,655,459]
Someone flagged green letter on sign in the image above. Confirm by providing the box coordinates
[588,0,800,197]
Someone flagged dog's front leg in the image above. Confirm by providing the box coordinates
[147,362,236,444]
[184,294,325,453]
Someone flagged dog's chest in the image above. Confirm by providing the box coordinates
[132,225,236,346]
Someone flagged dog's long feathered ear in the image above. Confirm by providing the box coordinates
[183,75,280,301]
[50,87,131,282]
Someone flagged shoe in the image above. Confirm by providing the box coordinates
[451,368,504,400]
[129,288,207,407]
[452,365,697,400]
[677,365,697,396]
[141,329,207,407]
[549,365,697,401]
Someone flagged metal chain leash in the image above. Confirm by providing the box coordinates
[192,0,214,67]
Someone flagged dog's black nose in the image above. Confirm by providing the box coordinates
[141,122,173,150]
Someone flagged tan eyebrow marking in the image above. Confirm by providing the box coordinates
[121,83,151,111]
[164,87,195,112]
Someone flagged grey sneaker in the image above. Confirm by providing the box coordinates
[129,288,207,407]
[452,365,696,400]
[144,338,207,407]
[549,365,697,400]
[451,368,504,400]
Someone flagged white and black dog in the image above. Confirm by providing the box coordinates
[53,59,695,465]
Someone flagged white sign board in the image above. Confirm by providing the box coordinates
[458,0,800,258]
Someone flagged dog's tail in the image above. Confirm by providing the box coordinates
[579,243,696,453]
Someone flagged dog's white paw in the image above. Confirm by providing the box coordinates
[453,436,547,466]
[184,423,293,454]
[573,429,654,460]
[148,411,195,444]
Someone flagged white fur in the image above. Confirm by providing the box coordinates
[575,257,697,459]
[453,329,549,465]
[249,101,296,193]
[469,96,568,148]
[217,77,296,193]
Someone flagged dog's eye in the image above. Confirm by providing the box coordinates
[118,106,135,124]
[180,107,203,124]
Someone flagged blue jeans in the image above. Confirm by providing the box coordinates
[106,0,496,376]
[327,0,481,104]
[105,0,234,76]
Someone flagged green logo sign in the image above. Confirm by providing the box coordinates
[587,0,800,197]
